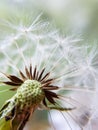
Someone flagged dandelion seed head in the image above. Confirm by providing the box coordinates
[0,13,98,130]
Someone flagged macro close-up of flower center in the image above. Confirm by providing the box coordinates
[0,1,98,130]
[0,65,63,130]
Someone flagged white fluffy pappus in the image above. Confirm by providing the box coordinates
[0,14,98,130]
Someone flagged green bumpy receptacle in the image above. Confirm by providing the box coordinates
[0,79,45,119]
[15,79,45,109]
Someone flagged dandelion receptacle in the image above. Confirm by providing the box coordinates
[0,65,75,130]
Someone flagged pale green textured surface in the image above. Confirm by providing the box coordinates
[16,80,45,108]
